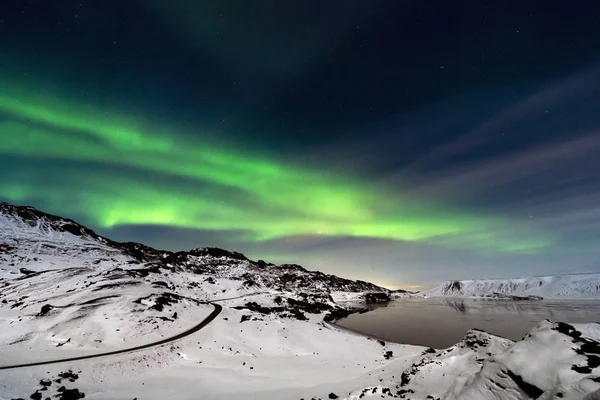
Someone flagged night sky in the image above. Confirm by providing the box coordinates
[1,1,599,289]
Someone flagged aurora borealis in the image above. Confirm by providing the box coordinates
[0,78,528,246]
[2,1,600,288]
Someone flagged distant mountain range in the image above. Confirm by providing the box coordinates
[423,273,600,299]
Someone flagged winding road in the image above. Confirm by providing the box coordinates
[0,303,223,370]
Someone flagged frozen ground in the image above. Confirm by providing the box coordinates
[1,202,600,399]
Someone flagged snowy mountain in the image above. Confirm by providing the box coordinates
[0,202,386,295]
[423,274,600,299]
[1,201,600,400]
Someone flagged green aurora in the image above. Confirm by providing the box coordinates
[0,80,551,253]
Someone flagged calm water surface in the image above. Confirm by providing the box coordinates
[336,297,600,348]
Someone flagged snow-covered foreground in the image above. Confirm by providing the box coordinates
[423,274,600,300]
[1,202,600,399]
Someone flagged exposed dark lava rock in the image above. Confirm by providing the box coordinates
[39,304,53,316]
[234,302,284,315]
[240,315,252,323]
[365,292,390,304]
[134,292,182,312]
[114,241,163,263]
[328,393,339,399]
[56,389,85,400]
[284,309,308,321]
[400,357,432,387]
[0,243,15,253]
[323,307,368,322]
[10,301,24,309]
[287,298,331,314]
[397,388,415,396]
[384,350,393,360]
[550,321,600,374]
[242,279,260,288]
[461,331,490,350]
[503,369,543,398]
[278,264,308,273]
[19,268,36,275]
[234,298,328,321]
[189,247,248,261]
[58,370,79,382]
[29,392,41,400]
[572,364,593,373]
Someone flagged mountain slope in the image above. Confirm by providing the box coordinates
[423,274,600,299]
[0,202,386,294]
[1,201,416,400]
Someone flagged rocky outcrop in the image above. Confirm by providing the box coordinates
[364,292,390,304]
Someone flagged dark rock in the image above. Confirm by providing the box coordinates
[190,247,248,261]
[39,304,53,316]
[503,369,543,399]
[287,298,331,314]
[55,389,85,400]
[365,292,390,304]
[240,315,252,323]
[0,243,15,253]
[20,268,36,275]
[323,307,368,322]
[58,370,79,382]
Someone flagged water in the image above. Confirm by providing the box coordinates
[336,297,600,348]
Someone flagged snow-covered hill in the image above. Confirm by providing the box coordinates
[347,320,600,400]
[423,274,600,299]
[1,202,600,400]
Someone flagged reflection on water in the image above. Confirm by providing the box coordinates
[445,299,466,313]
[336,297,600,349]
